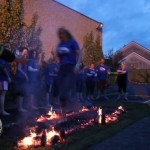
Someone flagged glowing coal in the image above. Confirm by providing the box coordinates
[17,105,127,148]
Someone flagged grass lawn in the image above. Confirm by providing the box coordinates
[0,102,150,150]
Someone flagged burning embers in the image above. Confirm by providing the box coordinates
[17,105,127,148]
[17,127,61,147]
[36,107,61,122]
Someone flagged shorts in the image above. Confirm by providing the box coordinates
[0,81,8,91]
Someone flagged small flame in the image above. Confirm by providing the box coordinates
[37,107,60,122]
[79,106,89,112]
[118,106,125,112]
[98,107,102,124]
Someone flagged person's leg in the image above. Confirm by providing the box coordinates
[79,80,83,100]
[96,80,101,99]
[58,65,74,121]
[76,80,80,100]
[51,80,59,105]
[46,84,52,107]
[123,82,128,100]
[103,80,109,100]
[86,80,90,100]
[18,96,27,112]
[90,80,95,100]
[27,82,38,110]
[0,90,10,115]
[117,80,122,100]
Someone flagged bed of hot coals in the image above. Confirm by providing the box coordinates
[17,105,127,148]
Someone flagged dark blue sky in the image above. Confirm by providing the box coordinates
[56,0,150,54]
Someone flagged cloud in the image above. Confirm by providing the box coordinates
[56,0,150,54]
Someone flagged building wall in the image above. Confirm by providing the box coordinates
[121,54,150,69]
[23,0,102,59]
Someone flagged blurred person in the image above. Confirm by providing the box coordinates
[54,27,82,121]
[117,63,128,100]
[86,64,97,100]
[0,45,28,64]
[0,59,11,115]
[76,63,85,101]
[96,59,109,100]
[28,50,39,109]
[14,48,29,112]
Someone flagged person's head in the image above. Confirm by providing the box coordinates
[57,27,73,42]
[100,58,105,65]
[48,58,53,65]
[121,62,126,70]
[29,50,37,59]
[80,63,84,69]
[90,63,95,69]
[21,48,28,59]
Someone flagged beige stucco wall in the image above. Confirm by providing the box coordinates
[121,55,150,69]
[23,0,102,59]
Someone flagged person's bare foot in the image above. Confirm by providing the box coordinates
[31,106,38,110]
[1,111,10,116]
[18,108,27,112]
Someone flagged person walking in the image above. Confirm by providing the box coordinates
[54,27,82,121]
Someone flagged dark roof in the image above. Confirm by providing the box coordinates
[54,0,102,24]
[118,41,150,52]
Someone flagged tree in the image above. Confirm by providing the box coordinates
[105,49,123,70]
[93,35,103,65]
[83,32,103,67]
[0,0,42,52]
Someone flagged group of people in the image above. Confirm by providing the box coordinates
[0,47,39,115]
[0,27,128,122]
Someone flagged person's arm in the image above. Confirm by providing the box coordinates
[28,59,38,72]
[86,70,92,77]
[3,67,11,83]
[117,69,126,74]
[94,73,97,77]
[14,58,28,64]
[28,66,38,72]
[18,64,28,80]
[49,72,57,77]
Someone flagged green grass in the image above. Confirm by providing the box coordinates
[1,102,150,150]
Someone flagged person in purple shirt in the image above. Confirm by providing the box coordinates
[53,27,82,121]
[15,48,29,112]
[96,59,110,100]
[76,63,85,101]
[45,58,57,107]
[86,64,97,100]
[0,59,11,115]
[117,63,128,100]
[28,50,38,109]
